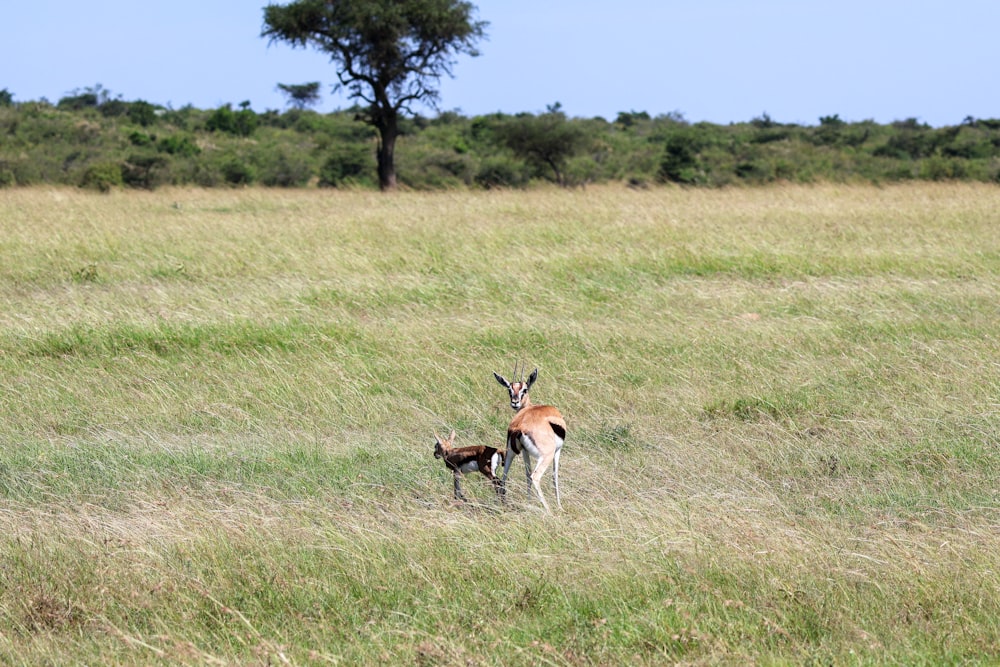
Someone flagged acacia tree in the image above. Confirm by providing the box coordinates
[277,81,322,109]
[262,0,486,190]
[496,105,589,186]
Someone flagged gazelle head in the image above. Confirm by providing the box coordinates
[493,362,538,411]
[433,430,456,459]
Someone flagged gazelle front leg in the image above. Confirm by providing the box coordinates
[498,447,544,510]
[522,449,533,498]
[499,448,516,501]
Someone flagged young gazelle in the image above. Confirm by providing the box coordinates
[433,430,505,502]
[493,364,567,512]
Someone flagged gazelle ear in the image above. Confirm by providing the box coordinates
[526,368,539,389]
[493,372,510,388]
[448,430,456,442]
[434,432,443,444]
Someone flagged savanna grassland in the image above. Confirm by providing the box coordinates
[1,183,999,665]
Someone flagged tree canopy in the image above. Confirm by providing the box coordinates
[262,0,487,190]
[496,105,590,186]
[277,82,322,109]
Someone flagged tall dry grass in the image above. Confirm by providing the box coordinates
[0,183,998,665]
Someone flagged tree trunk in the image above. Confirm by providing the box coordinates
[546,157,564,187]
[376,113,398,191]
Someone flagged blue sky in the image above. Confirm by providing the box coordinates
[3,1,997,126]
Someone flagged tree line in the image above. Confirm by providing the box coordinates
[1,89,999,192]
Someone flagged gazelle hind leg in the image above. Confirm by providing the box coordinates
[552,447,562,510]
[529,452,554,513]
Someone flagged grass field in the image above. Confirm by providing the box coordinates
[1,183,999,665]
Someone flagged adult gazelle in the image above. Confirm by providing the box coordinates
[493,364,566,512]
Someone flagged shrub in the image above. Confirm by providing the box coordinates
[734,160,766,181]
[234,107,259,137]
[290,110,325,133]
[206,105,236,134]
[122,153,169,189]
[127,101,157,127]
[58,92,99,111]
[206,104,258,137]
[475,155,528,189]
[220,157,255,186]
[919,156,967,181]
[417,150,474,185]
[6,158,42,186]
[158,105,197,131]
[129,131,153,147]
[191,163,223,188]
[563,154,602,187]
[157,134,200,157]
[80,161,123,192]
[658,128,712,185]
[100,99,129,118]
[258,149,313,187]
[615,110,651,128]
[319,144,372,187]
[874,121,935,159]
[493,110,589,186]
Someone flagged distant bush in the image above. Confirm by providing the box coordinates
[100,99,130,118]
[157,134,200,157]
[80,161,123,192]
[919,156,967,181]
[874,131,933,160]
[614,110,651,128]
[493,109,589,186]
[474,155,528,189]
[402,147,475,188]
[658,126,715,185]
[206,104,258,137]
[4,95,1000,190]
[122,153,169,189]
[258,148,313,187]
[318,144,371,187]
[58,92,100,111]
[129,131,153,147]
[220,157,255,186]
[127,101,157,127]
[158,105,198,131]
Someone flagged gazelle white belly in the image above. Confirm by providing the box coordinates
[456,461,480,474]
